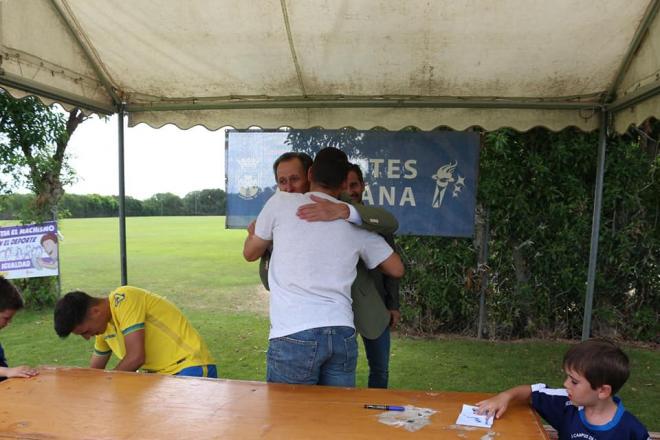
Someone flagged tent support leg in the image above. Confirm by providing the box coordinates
[476,205,489,339]
[118,106,128,286]
[582,111,608,340]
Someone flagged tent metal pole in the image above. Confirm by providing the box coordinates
[118,105,128,286]
[476,206,489,339]
[607,78,660,113]
[127,98,598,112]
[582,110,609,340]
[605,0,660,101]
[0,71,114,115]
[48,0,122,106]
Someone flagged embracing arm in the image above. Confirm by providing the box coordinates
[297,194,399,235]
[244,220,272,262]
[377,252,404,279]
[243,233,272,262]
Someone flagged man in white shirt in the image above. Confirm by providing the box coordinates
[243,147,404,387]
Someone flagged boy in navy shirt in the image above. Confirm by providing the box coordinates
[0,276,38,382]
[476,338,649,440]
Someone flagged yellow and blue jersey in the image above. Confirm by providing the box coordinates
[93,286,214,375]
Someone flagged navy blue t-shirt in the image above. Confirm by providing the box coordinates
[0,342,8,382]
[531,384,650,440]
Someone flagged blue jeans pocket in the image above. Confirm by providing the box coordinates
[342,329,358,373]
[267,334,319,383]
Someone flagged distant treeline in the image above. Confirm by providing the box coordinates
[0,189,226,219]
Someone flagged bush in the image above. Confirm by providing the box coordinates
[398,124,659,342]
[14,277,59,309]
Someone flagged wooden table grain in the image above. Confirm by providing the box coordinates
[0,367,549,439]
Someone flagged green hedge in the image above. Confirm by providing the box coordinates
[0,189,227,219]
[398,125,659,341]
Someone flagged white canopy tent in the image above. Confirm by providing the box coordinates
[2,0,659,338]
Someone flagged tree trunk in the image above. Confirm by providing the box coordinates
[20,109,85,307]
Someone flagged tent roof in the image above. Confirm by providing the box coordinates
[1,0,659,132]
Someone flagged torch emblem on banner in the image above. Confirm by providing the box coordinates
[431,161,466,208]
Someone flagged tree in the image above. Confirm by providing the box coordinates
[0,92,85,306]
[0,193,33,220]
[0,93,84,219]
[183,189,226,215]
[143,192,184,216]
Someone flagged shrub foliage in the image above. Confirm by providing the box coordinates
[398,123,659,341]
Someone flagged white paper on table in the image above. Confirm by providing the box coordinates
[455,404,494,428]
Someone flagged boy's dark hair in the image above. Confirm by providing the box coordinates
[53,290,96,337]
[563,338,630,395]
[348,163,364,184]
[273,152,313,179]
[0,276,24,312]
[311,147,349,189]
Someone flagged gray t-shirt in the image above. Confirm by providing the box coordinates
[255,191,394,339]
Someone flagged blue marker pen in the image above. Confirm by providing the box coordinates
[364,404,405,411]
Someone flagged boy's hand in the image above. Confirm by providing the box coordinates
[476,392,512,419]
[6,365,39,378]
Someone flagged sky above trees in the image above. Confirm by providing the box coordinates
[64,115,225,199]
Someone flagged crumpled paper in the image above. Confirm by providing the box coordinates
[377,405,437,432]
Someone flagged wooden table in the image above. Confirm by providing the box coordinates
[0,367,548,439]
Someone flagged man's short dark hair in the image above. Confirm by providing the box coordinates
[311,147,350,189]
[348,163,364,184]
[563,338,630,395]
[0,276,24,312]
[54,291,96,337]
[272,152,313,179]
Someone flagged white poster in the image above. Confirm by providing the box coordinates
[0,221,59,279]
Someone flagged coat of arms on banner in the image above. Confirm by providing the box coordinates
[431,161,466,208]
[237,157,260,200]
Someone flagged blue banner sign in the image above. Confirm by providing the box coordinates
[226,130,480,237]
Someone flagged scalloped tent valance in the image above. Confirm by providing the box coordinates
[1,0,658,132]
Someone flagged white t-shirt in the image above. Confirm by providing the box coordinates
[255,191,394,339]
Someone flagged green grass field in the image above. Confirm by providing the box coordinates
[2,217,658,430]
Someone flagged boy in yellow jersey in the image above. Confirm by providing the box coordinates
[54,286,216,378]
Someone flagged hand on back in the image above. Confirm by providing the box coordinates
[297,195,348,222]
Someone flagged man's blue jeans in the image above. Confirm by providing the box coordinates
[362,326,390,388]
[267,326,358,387]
